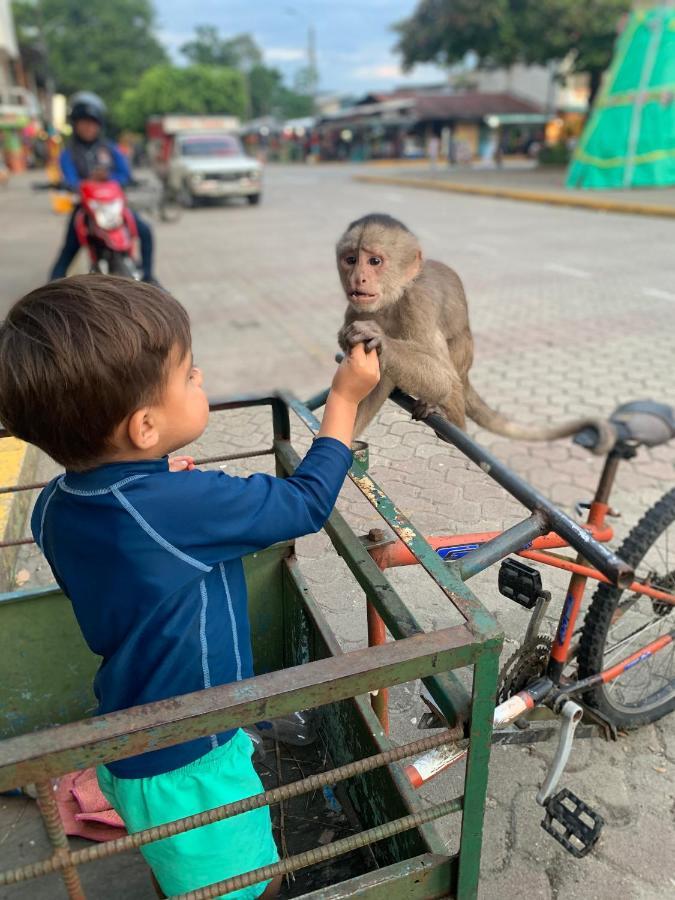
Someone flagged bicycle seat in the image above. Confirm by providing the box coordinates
[574,400,675,452]
[610,400,675,447]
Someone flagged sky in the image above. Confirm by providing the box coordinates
[155,0,449,97]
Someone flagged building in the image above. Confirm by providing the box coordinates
[314,89,549,162]
[0,0,40,170]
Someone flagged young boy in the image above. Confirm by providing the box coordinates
[0,275,380,899]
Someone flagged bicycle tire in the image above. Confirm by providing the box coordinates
[577,487,675,729]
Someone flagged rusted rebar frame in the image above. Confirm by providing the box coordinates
[0,392,502,900]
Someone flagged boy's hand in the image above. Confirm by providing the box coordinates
[169,455,195,472]
[331,343,380,406]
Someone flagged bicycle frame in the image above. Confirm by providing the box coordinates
[303,385,675,726]
[368,476,675,694]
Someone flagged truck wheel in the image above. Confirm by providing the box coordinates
[247,194,261,206]
[178,182,195,209]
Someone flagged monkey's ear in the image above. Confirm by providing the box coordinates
[416,248,423,263]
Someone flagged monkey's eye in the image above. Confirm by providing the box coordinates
[368,257,382,266]
[344,255,357,266]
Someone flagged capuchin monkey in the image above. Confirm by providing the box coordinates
[336,213,613,452]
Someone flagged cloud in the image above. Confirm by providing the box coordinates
[265,47,306,63]
[353,64,403,81]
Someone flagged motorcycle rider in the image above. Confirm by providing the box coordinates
[50,92,157,283]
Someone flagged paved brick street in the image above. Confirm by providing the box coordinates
[1,166,674,898]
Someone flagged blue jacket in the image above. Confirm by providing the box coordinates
[60,139,131,190]
[32,438,352,778]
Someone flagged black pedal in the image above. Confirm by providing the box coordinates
[541,788,604,858]
[498,559,544,610]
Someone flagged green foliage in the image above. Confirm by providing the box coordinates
[180,25,315,122]
[538,141,571,165]
[395,0,630,83]
[115,65,247,132]
[180,26,262,71]
[12,0,166,112]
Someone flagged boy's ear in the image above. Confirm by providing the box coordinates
[127,407,159,451]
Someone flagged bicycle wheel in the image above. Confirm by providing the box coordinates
[577,487,675,729]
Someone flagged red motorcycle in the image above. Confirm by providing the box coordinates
[74,178,141,279]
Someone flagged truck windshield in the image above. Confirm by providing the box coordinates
[180,137,242,157]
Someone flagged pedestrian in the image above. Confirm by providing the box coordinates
[427,134,440,170]
[0,275,380,899]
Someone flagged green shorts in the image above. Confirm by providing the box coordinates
[97,729,278,899]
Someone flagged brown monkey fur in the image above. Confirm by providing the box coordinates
[336,213,613,451]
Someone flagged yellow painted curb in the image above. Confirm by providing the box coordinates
[354,174,675,219]
[0,438,40,591]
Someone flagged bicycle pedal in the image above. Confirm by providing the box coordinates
[541,788,604,858]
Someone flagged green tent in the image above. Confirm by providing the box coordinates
[567,6,675,189]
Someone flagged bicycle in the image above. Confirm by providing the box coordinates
[304,387,675,858]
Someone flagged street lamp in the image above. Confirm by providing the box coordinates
[284,6,318,112]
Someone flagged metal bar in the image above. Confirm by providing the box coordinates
[560,630,674,696]
[279,391,502,641]
[521,549,675,604]
[0,449,275,499]
[389,388,633,589]
[274,439,474,728]
[456,648,500,900]
[0,625,478,791]
[305,387,330,411]
[367,599,389,732]
[34,780,85,899]
[171,796,464,900]
[0,730,459,886]
[369,523,614,570]
[456,511,549,581]
[293,853,454,900]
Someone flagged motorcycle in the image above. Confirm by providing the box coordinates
[74,177,141,279]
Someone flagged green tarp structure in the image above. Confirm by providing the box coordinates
[567,6,675,189]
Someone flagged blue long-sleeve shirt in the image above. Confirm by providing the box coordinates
[60,140,131,190]
[31,437,352,778]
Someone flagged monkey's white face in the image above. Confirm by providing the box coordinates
[339,246,388,311]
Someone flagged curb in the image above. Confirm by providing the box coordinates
[0,439,40,592]
[353,174,675,219]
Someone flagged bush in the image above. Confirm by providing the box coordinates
[115,65,247,132]
[538,142,572,166]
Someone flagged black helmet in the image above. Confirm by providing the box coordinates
[69,92,106,125]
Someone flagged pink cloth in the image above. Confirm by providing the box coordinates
[55,768,127,842]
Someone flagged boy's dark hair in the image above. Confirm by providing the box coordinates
[0,275,191,470]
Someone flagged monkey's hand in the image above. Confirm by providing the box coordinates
[342,320,385,355]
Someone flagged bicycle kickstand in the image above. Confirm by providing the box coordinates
[537,699,605,857]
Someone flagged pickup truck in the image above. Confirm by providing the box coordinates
[147,117,263,207]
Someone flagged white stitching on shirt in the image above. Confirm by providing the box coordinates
[219,562,242,681]
[59,474,148,497]
[199,579,219,751]
[111,487,212,573]
[37,476,64,550]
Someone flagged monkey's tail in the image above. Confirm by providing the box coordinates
[464,382,616,455]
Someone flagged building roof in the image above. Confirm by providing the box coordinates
[317,90,546,130]
[414,91,544,121]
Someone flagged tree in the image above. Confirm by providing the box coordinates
[395,0,630,106]
[180,26,262,71]
[115,65,247,132]
[12,0,166,114]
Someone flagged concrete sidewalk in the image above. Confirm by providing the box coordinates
[355,163,675,218]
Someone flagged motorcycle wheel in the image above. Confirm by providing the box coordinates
[109,255,141,280]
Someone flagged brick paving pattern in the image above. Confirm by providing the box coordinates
[1,166,673,898]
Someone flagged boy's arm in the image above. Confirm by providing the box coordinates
[167,345,380,563]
